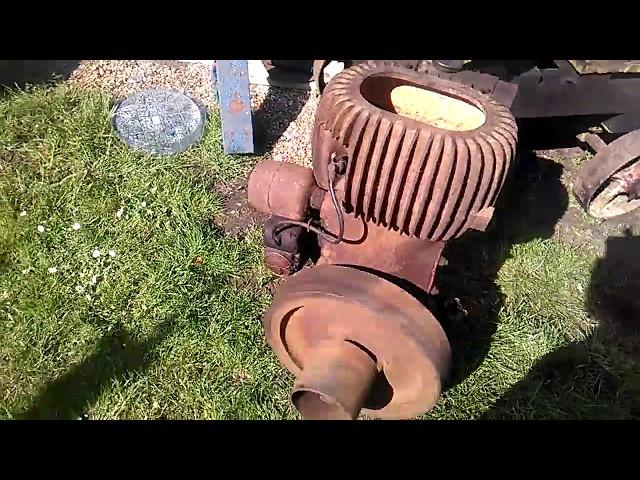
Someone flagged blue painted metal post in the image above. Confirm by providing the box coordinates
[214,60,255,154]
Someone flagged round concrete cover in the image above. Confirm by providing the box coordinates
[112,89,206,155]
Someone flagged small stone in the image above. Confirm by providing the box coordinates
[72,222,81,230]
[19,211,27,217]
[37,225,45,233]
[141,201,147,208]
[47,267,57,274]
[116,207,124,219]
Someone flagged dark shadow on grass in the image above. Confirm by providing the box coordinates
[0,60,80,94]
[588,230,640,339]
[16,320,177,420]
[434,149,569,390]
[480,230,640,419]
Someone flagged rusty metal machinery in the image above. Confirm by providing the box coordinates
[248,61,518,420]
[574,130,640,219]
[312,60,640,220]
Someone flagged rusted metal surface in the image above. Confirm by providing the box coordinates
[321,59,640,123]
[467,206,496,232]
[314,60,518,108]
[248,62,519,419]
[292,340,378,420]
[393,60,519,108]
[510,60,640,118]
[214,60,254,154]
[574,129,640,219]
[315,61,517,241]
[577,132,608,153]
[263,215,307,277]
[264,265,451,419]
[264,248,298,277]
[311,120,348,190]
[247,160,315,221]
[308,185,326,211]
[316,185,444,293]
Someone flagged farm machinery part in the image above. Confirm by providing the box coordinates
[311,60,640,220]
[313,60,640,122]
[574,130,640,219]
[248,61,518,419]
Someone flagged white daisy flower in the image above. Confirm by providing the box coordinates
[76,285,85,293]
[37,225,45,233]
[47,267,57,274]
[140,201,147,208]
[116,207,124,219]
[151,186,158,194]
[72,222,81,230]
[90,275,98,285]
[108,250,116,258]
[19,211,27,217]
[92,249,101,258]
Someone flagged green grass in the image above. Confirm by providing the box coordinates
[0,85,294,419]
[429,240,630,420]
[1,84,638,419]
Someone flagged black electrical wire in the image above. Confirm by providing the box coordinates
[272,160,345,245]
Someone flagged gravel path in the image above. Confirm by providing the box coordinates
[67,60,318,167]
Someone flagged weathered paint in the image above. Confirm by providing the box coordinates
[214,60,254,154]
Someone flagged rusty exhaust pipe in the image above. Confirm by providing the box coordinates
[291,341,378,420]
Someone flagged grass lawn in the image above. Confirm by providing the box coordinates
[1,84,639,419]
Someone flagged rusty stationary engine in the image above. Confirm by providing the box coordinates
[247,61,518,420]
